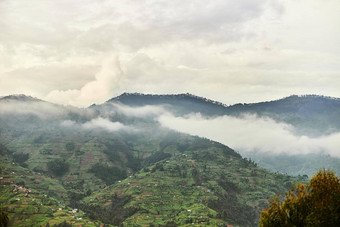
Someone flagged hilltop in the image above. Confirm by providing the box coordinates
[106,93,340,135]
[0,94,42,102]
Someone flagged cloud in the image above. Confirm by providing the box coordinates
[82,117,129,131]
[0,0,272,49]
[158,114,340,158]
[0,64,98,97]
[0,100,64,118]
[61,117,133,132]
[0,98,97,119]
[1,0,340,106]
[45,56,123,107]
[110,103,167,118]
[60,120,77,127]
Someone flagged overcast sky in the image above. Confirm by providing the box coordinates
[1,0,340,107]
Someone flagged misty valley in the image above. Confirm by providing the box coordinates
[1,93,340,226]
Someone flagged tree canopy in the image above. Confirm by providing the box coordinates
[0,207,9,227]
[259,169,340,226]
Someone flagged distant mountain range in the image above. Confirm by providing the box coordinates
[0,93,339,226]
[106,93,340,135]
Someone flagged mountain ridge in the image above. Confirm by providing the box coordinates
[0,94,42,102]
[2,92,340,110]
[0,92,337,226]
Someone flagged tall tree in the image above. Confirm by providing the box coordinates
[259,169,340,226]
[0,208,9,227]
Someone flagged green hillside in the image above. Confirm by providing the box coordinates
[0,95,311,226]
[105,93,340,177]
[77,138,303,226]
[0,145,102,226]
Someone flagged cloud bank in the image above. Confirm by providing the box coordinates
[62,117,133,132]
[109,103,167,118]
[0,99,96,119]
[0,101,60,118]
[158,114,340,158]
[82,117,130,132]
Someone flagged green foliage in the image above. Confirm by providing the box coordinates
[47,159,70,177]
[151,162,165,172]
[52,221,73,227]
[218,175,240,194]
[77,194,137,226]
[103,140,141,171]
[0,156,99,226]
[80,147,301,226]
[65,142,75,151]
[2,94,324,226]
[0,207,9,227]
[0,143,11,155]
[260,169,340,226]
[209,192,257,227]
[89,163,127,185]
[163,221,178,226]
[12,152,29,165]
[144,151,171,166]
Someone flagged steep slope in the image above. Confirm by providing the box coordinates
[0,144,102,226]
[77,137,303,226]
[0,95,305,226]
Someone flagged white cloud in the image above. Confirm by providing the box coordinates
[61,117,133,132]
[158,114,340,158]
[0,98,97,120]
[110,103,167,118]
[60,120,77,127]
[45,56,123,107]
[82,117,129,132]
[0,0,340,105]
[0,100,63,118]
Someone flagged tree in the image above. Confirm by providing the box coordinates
[0,208,9,227]
[47,159,70,177]
[259,169,340,226]
[52,220,72,227]
[65,142,75,151]
[12,152,29,165]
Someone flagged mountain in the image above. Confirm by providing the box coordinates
[0,94,306,226]
[0,94,41,102]
[106,93,340,177]
[225,94,340,136]
[105,92,228,116]
[107,93,340,136]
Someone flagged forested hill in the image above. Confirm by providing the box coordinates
[107,93,340,135]
[225,95,340,135]
[106,92,228,116]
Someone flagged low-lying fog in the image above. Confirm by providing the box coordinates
[2,99,340,159]
[158,113,340,158]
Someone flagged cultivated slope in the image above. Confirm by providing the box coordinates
[0,94,306,226]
